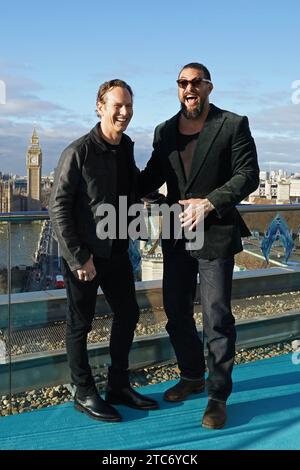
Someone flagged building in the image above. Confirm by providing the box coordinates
[0,179,13,212]
[26,129,42,211]
[288,178,300,203]
[0,130,48,213]
[13,177,27,193]
[259,171,269,181]
[249,174,300,204]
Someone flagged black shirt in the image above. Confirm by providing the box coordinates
[105,140,131,254]
[177,131,200,181]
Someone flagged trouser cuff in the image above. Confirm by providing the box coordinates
[181,375,205,381]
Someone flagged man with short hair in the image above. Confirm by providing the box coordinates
[49,79,158,422]
[139,63,259,429]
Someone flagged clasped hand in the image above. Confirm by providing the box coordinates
[178,198,214,230]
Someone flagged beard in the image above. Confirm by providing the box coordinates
[180,101,204,120]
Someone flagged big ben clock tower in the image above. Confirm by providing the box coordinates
[26,128,42,210]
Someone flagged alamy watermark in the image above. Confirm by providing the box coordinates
[0,80,6,105]
[95,196,205,251]
[291,80,300,104]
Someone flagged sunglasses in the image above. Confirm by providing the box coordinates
[176,77,212,89]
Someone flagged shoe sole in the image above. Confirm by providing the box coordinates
[163,386,205,402]
[106,398,159,410]
[74,403,122,422]
[202,420,226,430]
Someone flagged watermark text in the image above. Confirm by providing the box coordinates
[95,197,204,251]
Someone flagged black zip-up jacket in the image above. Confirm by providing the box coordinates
[49,124,138,271]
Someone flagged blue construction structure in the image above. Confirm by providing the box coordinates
[261,213,294,263]
[128,238,141,277]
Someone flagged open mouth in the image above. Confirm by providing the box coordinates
[185,95,199,106]
[116,118,128,125]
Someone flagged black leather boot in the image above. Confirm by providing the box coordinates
[74,392,122,422]
[106,386,159,410]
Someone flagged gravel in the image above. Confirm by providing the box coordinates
[1,291,300,417]
[0,340,296,417]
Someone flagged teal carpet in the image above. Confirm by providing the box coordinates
[1,353,300,450]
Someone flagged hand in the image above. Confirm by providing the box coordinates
[76,255,97,282]
[178,198,214,230]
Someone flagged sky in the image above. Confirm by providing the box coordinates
[0,0,299,175]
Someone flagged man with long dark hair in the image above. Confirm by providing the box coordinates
[140,63,259,429]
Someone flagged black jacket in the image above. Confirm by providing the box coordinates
[139,104,260,259]
[49,124,138,271]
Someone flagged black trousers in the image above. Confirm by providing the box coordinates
[163,242,235,402]
[62,251,139,396]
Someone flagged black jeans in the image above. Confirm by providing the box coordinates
[62,252,139,396]
[163,243,235,402]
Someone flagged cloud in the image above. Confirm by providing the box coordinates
[0,119,154,176]
[254,134,300,170]
[250,103,300,135]
[0,59,34,72]
[1,105,300,177]
[157,87,176,96]
[0,66,154,174]
[248,102,300,170]
[0,119,90,175]
[129,127,154,168]
[0,66,151,173]
[212,77,292,111]
[0,97,65,117]
[0,71,79,120]
[0,68,93,174]
[210,83,300,171]
[90,63,151,82]
[1,74,44,96]
[1,66,299,176]
[214,88,288,107]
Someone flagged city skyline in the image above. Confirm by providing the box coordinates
[0,0,299,175]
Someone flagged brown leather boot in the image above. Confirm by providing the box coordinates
[202,399,227,429]
[163,377,205,402]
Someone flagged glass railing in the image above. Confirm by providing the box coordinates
[0,204,300,417]
[0,212,50,416]
[238,204,300,270]
[142,203,300,278]
[0,220,9,415]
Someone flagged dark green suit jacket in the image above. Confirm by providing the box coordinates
[139,104,260,259]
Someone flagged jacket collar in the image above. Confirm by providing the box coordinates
[90,123,133,152]
[185,104,226,191]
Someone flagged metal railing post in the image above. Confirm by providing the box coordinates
[7,221,12,415]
